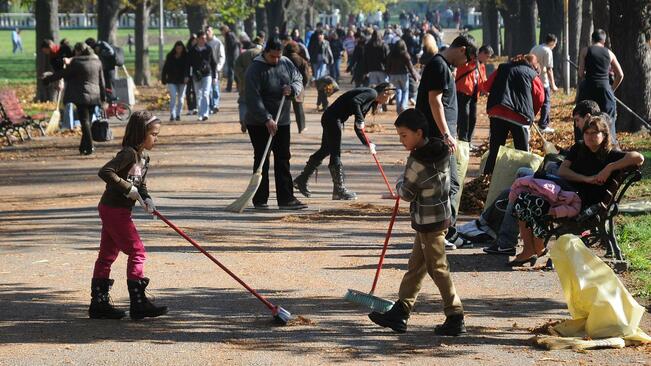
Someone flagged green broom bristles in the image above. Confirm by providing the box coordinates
[344,289,394,313]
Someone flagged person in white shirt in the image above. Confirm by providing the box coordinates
[530,34,559,133]
[205,26,225,113]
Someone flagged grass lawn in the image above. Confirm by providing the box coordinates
[0,28,193,85]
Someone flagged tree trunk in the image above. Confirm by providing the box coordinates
[35,0,59,102]
[255,5,267,35]
[569,0,582,87]
[244,13,254,38]
[97,0,120,44]
[537,0,564,82]
[592,0,609,41]
[481,0,500,53]
[186,4,208,34]
[134,0,151,86]
[608,0,651,132]
[265,0,288,36]
[499,0,536,56]
[579,0,593,51]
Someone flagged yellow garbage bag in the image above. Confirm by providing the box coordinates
[549,234,651,345]
[453,141,470,212]
[485,145,543,207]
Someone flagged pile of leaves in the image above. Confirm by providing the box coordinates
[459,175,491,214]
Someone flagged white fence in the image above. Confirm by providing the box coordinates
[0,12,192,30]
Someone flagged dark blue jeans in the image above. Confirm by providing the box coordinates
[538,86,551,129]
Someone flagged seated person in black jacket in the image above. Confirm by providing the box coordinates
[294,82,395,200]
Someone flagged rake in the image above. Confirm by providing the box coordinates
[360,128,396,199]
[344,196,400,312]
[226,95,285,213]
[153,210,292,325]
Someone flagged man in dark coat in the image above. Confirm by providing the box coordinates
[44,42,105,155]
[245,37,306,210]
[221,25,241,92]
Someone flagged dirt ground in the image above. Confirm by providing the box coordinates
[1,82,650,366]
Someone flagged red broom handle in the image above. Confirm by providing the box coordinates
[153,210,276,311]
[360,128,395,197]
[369,197,400,295]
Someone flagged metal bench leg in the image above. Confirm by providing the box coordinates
[607,217,624,261]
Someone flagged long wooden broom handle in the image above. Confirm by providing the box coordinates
[369,196,400,295]
[255,95,286,174]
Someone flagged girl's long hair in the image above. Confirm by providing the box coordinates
[422,33,438,55]
[122,111,160,154]
[168,40,187,58]
[510,53,540,73]
[582,114,612,158]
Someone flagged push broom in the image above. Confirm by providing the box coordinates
[360,128,396,199]
[153,209,292,325]
[531,122,559,155]
[45,88,63,135]
[226,95,285,213]
[344,196,400,312]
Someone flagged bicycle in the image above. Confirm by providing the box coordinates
[104,88,132,121]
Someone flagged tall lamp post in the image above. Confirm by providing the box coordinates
[158,0,164,76]
[563,0,570,94]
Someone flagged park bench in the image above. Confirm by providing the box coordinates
[0,89,48,146]
[543,167,643,272]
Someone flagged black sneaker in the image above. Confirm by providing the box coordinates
[278,198,307,210]
[483,245,516,256]
[434,314,466,336]
[253,203,270,210]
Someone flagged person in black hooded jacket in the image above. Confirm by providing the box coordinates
[161,41,190,121]
[293,82,394,200]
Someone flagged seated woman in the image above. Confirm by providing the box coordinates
[508,115,644,266]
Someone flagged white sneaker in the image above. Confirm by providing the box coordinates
[540,126,555,133]
[445,240,457,250]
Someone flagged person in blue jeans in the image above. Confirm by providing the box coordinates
[328,31,343,82]
[188,31,217,121]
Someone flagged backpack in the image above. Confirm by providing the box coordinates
[113,46,125,67]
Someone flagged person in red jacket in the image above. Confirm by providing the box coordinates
[481,54,545,175]
[455,45,493,146]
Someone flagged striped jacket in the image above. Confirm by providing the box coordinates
[396,138,451,232]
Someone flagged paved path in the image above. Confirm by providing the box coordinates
[0,84,649,365]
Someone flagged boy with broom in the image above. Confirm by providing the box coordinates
[368,108,466,336]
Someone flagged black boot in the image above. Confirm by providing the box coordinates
[89,278,126,319]
[434,314,467,336]
[293,157,321,198]
[329,163,357,200]
[368,300,410,333]
[127,277,168,320]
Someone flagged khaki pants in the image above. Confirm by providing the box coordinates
[398,230,464,316]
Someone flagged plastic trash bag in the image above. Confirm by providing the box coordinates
[485,145,543,207]
[549,234,651,345]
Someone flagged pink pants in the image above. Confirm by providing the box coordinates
[93,204,146,280]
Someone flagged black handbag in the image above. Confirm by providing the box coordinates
[91,115,113,142]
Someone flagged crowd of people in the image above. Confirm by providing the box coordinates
[32,13,643,334]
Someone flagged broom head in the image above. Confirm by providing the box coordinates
[344,289,394,313]
[45,109,61,135]
[272,306,292,325]
[225,171,263,213]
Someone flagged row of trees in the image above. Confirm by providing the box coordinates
[31,0,650,131]
[480,0,650,132]
[33,0,394,98]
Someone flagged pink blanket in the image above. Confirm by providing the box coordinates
[509,176,582,218]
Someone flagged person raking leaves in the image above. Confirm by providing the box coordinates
[368,108,466,336]
[89,111,168,320]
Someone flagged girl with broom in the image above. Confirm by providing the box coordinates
[89,111,168,320]
[293,82,395,200]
